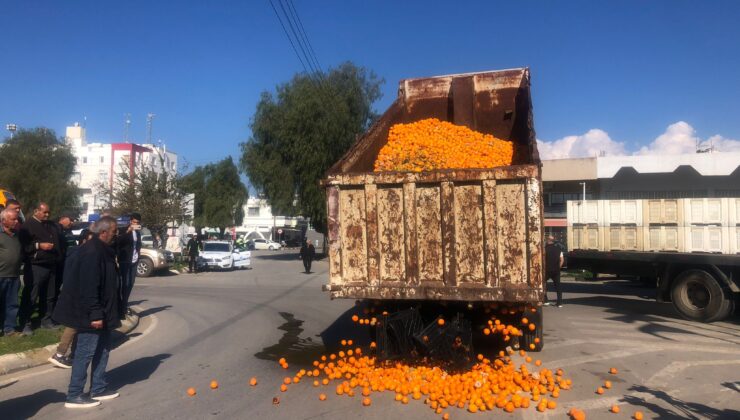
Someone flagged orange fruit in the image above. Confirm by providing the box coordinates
[319,393,327,401]
[249,377,258,386]
[604,380,612,389]
[634,411,644,420]
[442,413,450,420]
[313,380,320,387]
[351,315,359,322]
[596,387,604,395]
[529,343,536,350]
[280,384,288,392]
[609,367,618,374]
[210,380,218,389]
[186,387,196,396]
[547,400,557,409]
[348,340,354,346]
[529,323,536,331]
[363,397,372,406]
[438,318,445,326]
[611,405,620,413]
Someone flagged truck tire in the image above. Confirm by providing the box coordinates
[520,308,543,352]
[137,257,154,278]
[670,270,733,322]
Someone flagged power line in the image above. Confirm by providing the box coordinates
[277,0,319,76]
[268,0,311,75]
[285,0,323,76]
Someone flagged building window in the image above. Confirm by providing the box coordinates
[82,157,88,164]
[100,156,104,163]
[82,202,89,212]
[550,193,565,205]
[247,207,260,217]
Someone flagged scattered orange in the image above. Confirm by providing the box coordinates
[596,387,605,395]
[280,384,288,392]
[249,377,258,386]
[611,405,620,413]
[634,411,644,420]
[210,380,218,389]
[437,318,445,326]
[319,393,327,401]
[363,397,372,406]
[186,387,196,396]
[609,367,618,374]
[604,380,612,389]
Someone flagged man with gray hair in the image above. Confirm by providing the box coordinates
[0,209,22,336]
[53,216,121,408]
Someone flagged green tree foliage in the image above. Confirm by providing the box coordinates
[101,152,190,234]
[181,157,248,232]
[240,62,382,233]
[0,128,80,217]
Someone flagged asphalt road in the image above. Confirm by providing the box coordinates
[1,251,739,419]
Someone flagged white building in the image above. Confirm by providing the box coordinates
[237,196,306,240]
[65,123,178,221]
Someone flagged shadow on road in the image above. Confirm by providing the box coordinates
[108,353,171,389]
[0,388,66,420]
[255,312,326,366]
[136,305,172,318]
[254,251,326,261]
[624,385,740,419]
[555,278,656,299]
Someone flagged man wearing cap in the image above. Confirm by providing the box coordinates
[117,212,142,316]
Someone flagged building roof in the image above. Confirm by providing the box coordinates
[542,152,740,181]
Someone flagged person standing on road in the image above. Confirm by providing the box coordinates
[299,239,315,274]
[186,234,200,273]
[117,212,142,316]
[0,210,22,337]
[53,216,122,408]
[18,202,62,334]
[544,235,564,307]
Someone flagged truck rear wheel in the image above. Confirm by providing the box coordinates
[520,307,543,352]
[670,270,733,322]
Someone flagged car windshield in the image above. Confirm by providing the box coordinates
[203,243,230,252]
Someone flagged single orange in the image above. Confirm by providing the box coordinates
[319,393,327,401]
[187,387,196,396]
[634,411,644,420]
[438,318,445,326]
[363,397,372,406]
[609,367,618,374]
[596,387,604,395]
[611,405,620,413]
[249,377,258,386]
[210,380,218,389]
[604,380,612,389]
[280,384,288,392]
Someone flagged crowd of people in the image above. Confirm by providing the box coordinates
[0,200,143,408]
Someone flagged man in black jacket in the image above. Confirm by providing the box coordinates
[18,202,62,333]
[299,239,315,274]
[53,216,121,408]
[544,235,565,307]
[117,212,142,316]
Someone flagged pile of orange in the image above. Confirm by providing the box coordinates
[374,118,514,172]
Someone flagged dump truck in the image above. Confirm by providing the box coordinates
[566,198,740,322]
[321,68,545,352]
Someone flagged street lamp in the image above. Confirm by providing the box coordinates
[5,123,17,139]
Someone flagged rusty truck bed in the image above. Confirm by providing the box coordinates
[322,68,543,302]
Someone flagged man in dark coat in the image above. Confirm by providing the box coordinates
[544,235,565,307]
[18,202,62,333]
[53,216,121,408]
[299,239,315,274]
[116,212,142,316]
[186,234,200,273]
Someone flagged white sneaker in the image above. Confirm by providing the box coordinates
[91,391,120,401]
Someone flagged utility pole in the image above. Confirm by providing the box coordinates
[5,123,17,139]
[124,113,131,142]
[146,113,156,144]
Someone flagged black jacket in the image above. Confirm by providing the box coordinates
[18,217,62,266]
[300,243,315,261]
[53,237,122,331]
[116,227,142,266]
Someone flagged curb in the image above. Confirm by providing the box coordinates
[0,311,141,376]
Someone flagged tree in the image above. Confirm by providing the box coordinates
[181,157,248,234]
[240,62,383,233]
[0,128,80,217]
[100,152,190,234]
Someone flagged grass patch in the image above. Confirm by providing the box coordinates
[0,327,63,356]
[562,269,594,279]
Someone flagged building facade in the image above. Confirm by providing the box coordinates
[65,123,178,221]
[237,197,307,242]
[542,151,740,246]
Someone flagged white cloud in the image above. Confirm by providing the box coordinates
[538,121,740,159]
[537,129,626,160]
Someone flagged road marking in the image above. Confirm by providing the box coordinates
[547,348,656,368]
[647,359,740,388]
[575,328,739,345]
[118,311,159,350]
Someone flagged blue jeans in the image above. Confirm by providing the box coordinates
[68,329,111,398]
[120,262,137,310]
[0,277,20,334]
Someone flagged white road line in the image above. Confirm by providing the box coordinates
[547,348,656,368]
[647,359,740,388]
[118,311,159,350]
[575,328,739,345]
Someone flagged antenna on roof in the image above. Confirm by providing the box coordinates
[124,113,131,142]
[146,113,156,144]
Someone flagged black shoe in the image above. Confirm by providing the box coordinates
[49,353,72,369]
[91,390,120,401]
[65,395,101,408]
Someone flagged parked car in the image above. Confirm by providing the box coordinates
[137,247,173,277]
[198,241,251,270]
[252,238,282,250]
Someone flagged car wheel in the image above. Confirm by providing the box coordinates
[269,245,274,250]
[137,258,154,277]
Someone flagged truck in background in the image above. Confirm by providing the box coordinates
[566,198,740,322]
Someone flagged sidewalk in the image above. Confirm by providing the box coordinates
[0,312,140,375]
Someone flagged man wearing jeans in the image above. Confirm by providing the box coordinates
[117,213,142,316]
[0,210,22,337]
[53,217,121,408]
[544,235,565,307]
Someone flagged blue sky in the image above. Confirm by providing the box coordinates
[1,1,739,172]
